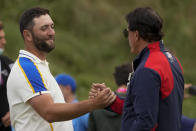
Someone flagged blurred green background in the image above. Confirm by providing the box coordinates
[0,0,195,118]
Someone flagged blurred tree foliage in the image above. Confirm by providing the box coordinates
[0,0,195,117]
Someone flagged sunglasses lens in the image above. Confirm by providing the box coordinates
[123,29,128,38]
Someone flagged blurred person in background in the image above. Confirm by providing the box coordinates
[88,63,132,131]
[7,7,115,131]
[181,83,196,131]
[184,83,194,99]
[0,21,14,131]
[90,7,184,131]
[112,63,132,97]
[55,74,89,131]
[181,115,196,131]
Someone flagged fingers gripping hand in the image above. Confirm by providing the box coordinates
[89,83,106,99]
[89,86,100,99]
[92,83,107,91]
[94,88,116,109]
[106,89,116,105]
[103,88,116,106]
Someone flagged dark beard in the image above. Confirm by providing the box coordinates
[32,32,55,53]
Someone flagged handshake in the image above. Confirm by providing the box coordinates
[88,83,116,110]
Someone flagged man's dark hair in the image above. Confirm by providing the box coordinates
[19,7,49,38]
[113,63,132,86]
[126,7,163,42]
[0,21,4,30]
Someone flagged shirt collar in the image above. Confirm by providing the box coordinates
[133,40,164,71]
[19,50,48,64]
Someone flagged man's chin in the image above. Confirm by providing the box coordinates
[42,46,55,53]
[35,41,55,53]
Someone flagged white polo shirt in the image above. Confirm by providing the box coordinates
[7,50,73,131]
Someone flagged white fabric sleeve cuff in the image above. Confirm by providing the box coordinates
[24,91,51,103]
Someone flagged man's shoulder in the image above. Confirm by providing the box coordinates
[143,51,172,74]
[17,57,40,72]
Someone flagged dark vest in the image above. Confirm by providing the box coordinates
[0,55,13,131]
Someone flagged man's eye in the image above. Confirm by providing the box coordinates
[51,24,54,29]
[41,26,47,31]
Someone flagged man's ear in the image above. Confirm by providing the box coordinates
[135,30,140,41]
[23,30,32,42]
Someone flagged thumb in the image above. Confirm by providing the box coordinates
[101,88,110,95]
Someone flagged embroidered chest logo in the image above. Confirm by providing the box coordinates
[127,72,134,88]
[165,52,174,63]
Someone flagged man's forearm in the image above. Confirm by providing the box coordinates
[44,99,94,122]
[29,88,114,123]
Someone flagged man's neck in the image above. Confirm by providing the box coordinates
[25,46,47,61]
[136,40,150,55]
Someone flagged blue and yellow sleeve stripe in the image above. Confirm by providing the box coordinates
[17,57,48,93]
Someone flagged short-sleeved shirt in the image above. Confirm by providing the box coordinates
[7,50,73,131]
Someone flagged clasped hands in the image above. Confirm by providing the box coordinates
[89,83,116,109]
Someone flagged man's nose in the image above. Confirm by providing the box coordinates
[48,28,55,36]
